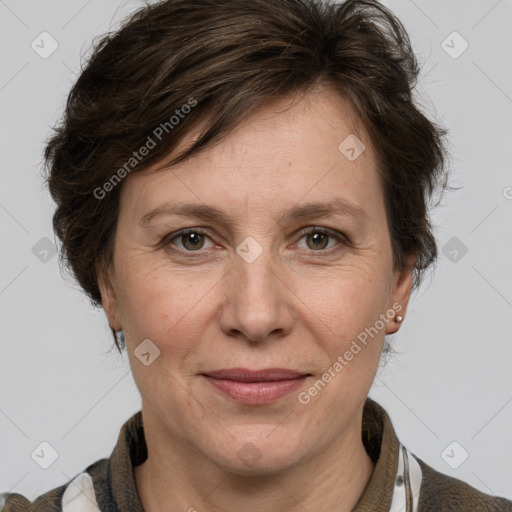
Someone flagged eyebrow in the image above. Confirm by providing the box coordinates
[139,198,367,227]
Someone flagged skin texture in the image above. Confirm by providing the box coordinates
[99,85,415,512]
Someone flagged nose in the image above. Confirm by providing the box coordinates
[217,244,294,343]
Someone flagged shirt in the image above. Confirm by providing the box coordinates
[2,397,511,511]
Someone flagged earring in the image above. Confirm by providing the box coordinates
[395,315,403,323]
[115,329,126,350]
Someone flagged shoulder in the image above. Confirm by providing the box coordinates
[1,492,31,511]
[1,457,109,512]
[414,454,512,511]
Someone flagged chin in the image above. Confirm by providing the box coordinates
[216,451,303,477]
[204,431,309,476]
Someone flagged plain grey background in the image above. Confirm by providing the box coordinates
[0,0,511,502]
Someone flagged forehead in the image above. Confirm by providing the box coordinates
[120,86,382,221]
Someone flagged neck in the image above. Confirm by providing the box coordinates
[135,414,375,512]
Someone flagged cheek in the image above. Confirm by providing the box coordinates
[297,260,390,333]
[311,284,388,407]
[115,263,218,355]
[302,267,392,373]
[117,271,205,402]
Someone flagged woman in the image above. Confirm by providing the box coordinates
[2,0,511,510]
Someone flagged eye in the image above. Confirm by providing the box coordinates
[295,227,347,253]
[166,228,215,252]
[162,226,348,256]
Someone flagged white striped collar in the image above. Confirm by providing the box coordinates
[389,444,423,512]
[61,473,100,512]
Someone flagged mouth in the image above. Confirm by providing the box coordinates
[200,368,311,405]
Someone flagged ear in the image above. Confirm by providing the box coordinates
[97,263,122,332]
[385,253,417,335]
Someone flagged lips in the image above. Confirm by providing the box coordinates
[201,368,311,405]
[202,368,309,382]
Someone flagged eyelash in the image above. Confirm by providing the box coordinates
[162,227,349,257]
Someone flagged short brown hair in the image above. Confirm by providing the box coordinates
[43,0,450,353]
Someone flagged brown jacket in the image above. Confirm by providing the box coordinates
[2,398,511,511]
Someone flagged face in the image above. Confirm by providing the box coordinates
[99,86,414,474]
